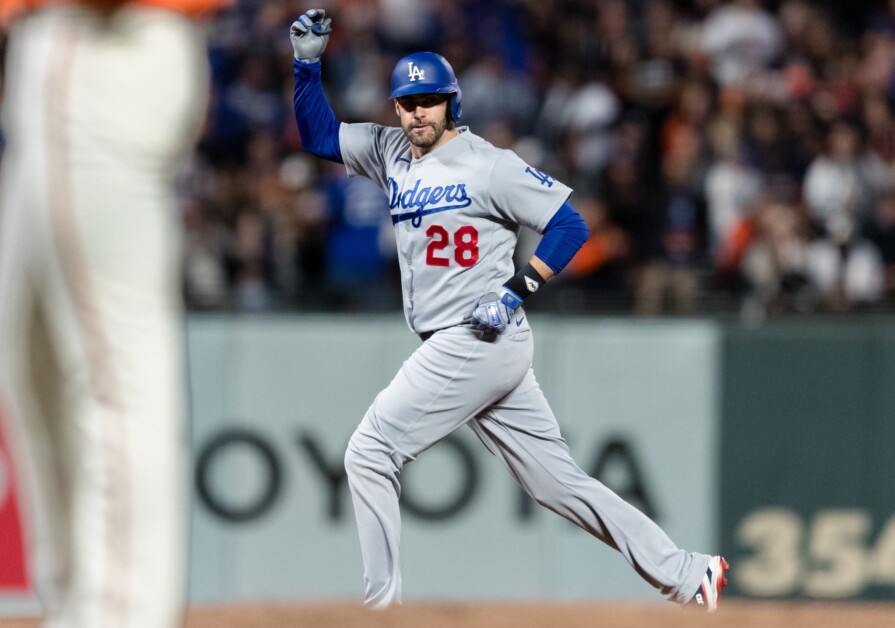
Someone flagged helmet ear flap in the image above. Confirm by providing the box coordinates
[449,87,463,123]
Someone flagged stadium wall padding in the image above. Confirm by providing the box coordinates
[185,315,720,602]
[5,315,894,612]
[719,321,895,600]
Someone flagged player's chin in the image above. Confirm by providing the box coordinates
[407,127,439,148]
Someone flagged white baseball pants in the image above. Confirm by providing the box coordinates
[0,6,207,627]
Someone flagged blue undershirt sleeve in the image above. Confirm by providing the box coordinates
[533,200,590,274]
[293,59,343,164]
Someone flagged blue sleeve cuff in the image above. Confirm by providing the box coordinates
[533,201,589,274]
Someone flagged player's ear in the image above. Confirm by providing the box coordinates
[394,99,401,119]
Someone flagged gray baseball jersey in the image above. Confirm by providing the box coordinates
[338,123,711,608]
[340,124,569,333]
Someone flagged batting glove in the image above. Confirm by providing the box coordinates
[469,288,523,334]
[290,9,332,63]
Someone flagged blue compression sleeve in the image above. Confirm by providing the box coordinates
[533,200,590,274]
[293,59,343,163]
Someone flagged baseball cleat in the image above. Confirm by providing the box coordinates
[688,555,729,612]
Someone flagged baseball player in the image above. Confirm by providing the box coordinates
[290,8,729,611]
[0,0,225,626]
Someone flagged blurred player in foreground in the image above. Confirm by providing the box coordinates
[0,0,224,625]
[290,7,728,613]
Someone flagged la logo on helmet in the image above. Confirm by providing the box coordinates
[407,62,425,82]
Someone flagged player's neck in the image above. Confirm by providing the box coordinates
[411,128,460,159]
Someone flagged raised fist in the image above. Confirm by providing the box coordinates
[290,9,332,63]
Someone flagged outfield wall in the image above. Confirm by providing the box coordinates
[719,321,895,601]
[186,315,720,603]
[2,315,893,612]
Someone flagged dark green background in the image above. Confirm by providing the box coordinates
[720,321,895,599]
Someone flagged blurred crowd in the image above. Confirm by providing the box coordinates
[9,0,895,318]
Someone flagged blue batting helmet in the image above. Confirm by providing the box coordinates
[390,51,463,123]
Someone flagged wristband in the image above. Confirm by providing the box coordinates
[502,263,546,303]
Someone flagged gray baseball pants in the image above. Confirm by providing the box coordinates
[344,324,710,607]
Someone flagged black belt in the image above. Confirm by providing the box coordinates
[418,325,454,341]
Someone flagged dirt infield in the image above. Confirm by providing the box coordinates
[2,601,894,628]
